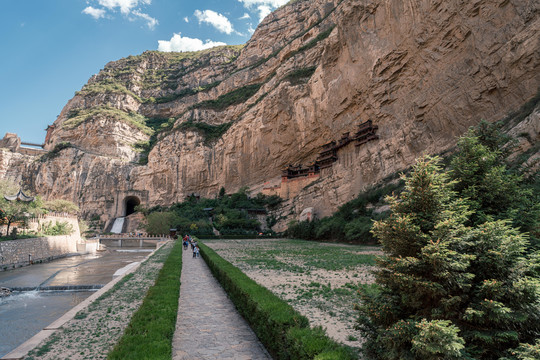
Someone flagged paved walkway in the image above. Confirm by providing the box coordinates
[172,246,271,360]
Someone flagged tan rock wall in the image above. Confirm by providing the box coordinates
[0,0,538,225]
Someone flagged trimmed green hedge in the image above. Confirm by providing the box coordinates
[198,242,357,360]
[108,240,182,359]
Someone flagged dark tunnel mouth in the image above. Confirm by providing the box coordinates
[124,196,141,216]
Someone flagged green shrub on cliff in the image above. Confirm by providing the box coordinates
[63,106,154,135]
[177,121,233,144]
[191,83,262,111]
[76,79,142,102]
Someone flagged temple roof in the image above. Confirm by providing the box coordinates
[4,189,35,202]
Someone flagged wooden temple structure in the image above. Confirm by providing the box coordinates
[281,120,379,180]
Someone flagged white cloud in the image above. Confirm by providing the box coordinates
[83,0,157,29]
[183,16,189,23]
[194,9,234,35]
[237,0,289,8]
[247,24,256,34]
[98,0,151,14]
[82,6,107,19]
[132,10,158,30]
[239,13,251,20]
[237,0,289,23]
[257,5,272,22]
[158,33,226,52]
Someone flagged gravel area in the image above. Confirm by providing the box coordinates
[204,239,381,350]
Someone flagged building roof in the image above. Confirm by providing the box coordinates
[4,189,35,202]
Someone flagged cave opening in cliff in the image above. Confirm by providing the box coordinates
[124,196,141,216]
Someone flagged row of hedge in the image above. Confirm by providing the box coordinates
[197,234,277,240]
[108,240,182,359]
[198,241,357,360]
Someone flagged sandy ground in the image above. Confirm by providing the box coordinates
[205,239,381,350]
[24,242,172,360]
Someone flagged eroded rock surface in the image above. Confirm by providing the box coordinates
[1,0,539,225]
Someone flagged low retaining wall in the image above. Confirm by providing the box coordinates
[0,235,79,271]
[99,237,161,248]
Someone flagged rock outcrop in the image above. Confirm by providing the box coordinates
[1,0,539,227]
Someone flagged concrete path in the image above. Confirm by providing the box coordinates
[173,247,271,360]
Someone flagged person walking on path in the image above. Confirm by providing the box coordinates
[173,243,271,359]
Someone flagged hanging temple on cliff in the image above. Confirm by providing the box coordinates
[282,120,379,180]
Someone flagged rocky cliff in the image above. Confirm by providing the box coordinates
[1,0,539,228]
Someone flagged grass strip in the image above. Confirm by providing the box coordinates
[108,240,182,360]
[198,241,356,360]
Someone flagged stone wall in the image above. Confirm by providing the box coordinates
[0,214,83,271]
[0,235,79,271]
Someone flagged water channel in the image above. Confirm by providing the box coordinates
[0,248,153,357]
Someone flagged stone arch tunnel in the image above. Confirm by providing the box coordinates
[124,196,141,216]
[113,190,148,219]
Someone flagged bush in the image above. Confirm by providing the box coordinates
[198,241,356,359]
[42,221,74,236]
[40,142,73,162]
[145,211,179,235]
[191,83,262,111]
[108,240,182,359]
[177,121,233,144]
[283,67,317,85]
[286,180,404,244]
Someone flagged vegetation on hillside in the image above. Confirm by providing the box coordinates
[191,83,263,111]
[76,79,143,102]
[63,106,154,135]
[39,141,73,162]
[287,180,404,244]
[283,66,317,85]
[132,117,175,165]
[177,121,233,145]
[43,199,79,214]
[140,187,282,237]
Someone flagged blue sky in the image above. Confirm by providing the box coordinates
[0,0,289,145]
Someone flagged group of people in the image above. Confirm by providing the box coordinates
[181,234,200,258]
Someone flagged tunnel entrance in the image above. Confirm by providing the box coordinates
[124,196,141,216]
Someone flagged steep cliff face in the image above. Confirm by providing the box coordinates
[1,0,539,225]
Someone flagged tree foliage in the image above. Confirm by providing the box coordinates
[43,199,79,214]
[450,121,539,247]
[287,181,403,243]
[0,180,43,237]
[142,189,282,236]
[356,156,540,359]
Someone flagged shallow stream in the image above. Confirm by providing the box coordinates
[0,248,153,357]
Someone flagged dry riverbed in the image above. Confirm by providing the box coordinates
[24,242,172,360]
[204,238,381,349]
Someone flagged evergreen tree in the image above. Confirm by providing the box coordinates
[450,122,539,246]
[357,156,540,359]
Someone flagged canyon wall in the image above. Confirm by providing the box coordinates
[1,0,539,227]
